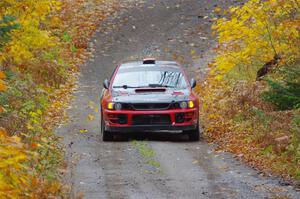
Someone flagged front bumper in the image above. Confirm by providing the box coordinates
[106,124,197,133]
[103,108,198,132]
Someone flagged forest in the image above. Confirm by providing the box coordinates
[0,0,299,198]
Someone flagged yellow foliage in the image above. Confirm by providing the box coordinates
[0,80,7,92]
[211,0,300,78]
[0,71,5,79]
[0,128,32,198]
[201,0,300,179]
[0,0,121,197]
[0,0,61,64]
[0,127,62,198]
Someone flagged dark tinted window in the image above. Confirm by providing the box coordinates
[112,67,188,88]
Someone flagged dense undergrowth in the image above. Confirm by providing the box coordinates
[198,0,300,181]
[0,0,117,197]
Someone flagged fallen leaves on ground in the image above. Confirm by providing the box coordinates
[87,114,95,121]
[80,129,88,134]
[198,0,300,182]
[0,0,122,197]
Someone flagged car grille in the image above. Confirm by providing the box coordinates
[131,103,170,110]
[132,114,171,125]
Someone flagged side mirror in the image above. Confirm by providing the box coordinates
[103,79,110,89]
[190,78,196,89]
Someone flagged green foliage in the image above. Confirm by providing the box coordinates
[251,107,273,127]
[62,32,72,43]
[146,160,161,168]
[0,15,19,49]
[132,141,156,158]
[262,145,273,156]
[26,109,64,181]
[132,141,160,171]
[0,72,42,114]
[292,114,300,127]
[70,44,77,53]
[287,115,300,177]
[263,65,300,110]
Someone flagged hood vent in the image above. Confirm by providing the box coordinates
[135,88,166,93]
[143,58,156,65]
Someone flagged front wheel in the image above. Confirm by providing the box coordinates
[101,115,114,141]
[185,124,200,141]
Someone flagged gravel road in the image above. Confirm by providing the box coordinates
[57,0,300,198]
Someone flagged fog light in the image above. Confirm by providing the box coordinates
[188,101,194,108]
[107,102,114,110]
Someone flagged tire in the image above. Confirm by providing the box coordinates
[101,114,113,141]
[186,124,200,141]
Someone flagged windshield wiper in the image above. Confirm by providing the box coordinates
[113,84,175,89]
[113,85,143,89]
[148,84,175,88]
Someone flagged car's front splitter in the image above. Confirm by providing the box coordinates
[105,124,197,133]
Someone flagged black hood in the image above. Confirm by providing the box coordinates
[112,88,190,103]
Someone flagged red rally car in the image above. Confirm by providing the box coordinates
[100,58,200,141]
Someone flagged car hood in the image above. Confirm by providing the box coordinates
[111,88,190,103]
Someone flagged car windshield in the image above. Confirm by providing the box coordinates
[112,67,188,89]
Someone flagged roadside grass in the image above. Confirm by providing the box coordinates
[146,160,161,168]
[132,140,155,158]
[131,140,161,171]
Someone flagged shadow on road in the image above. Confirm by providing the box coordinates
[113,132,203,143]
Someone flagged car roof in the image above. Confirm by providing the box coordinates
[119,60,181,69]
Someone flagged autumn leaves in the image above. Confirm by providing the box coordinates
[211,0,299,80]
[0,72,6,110]
[0,0,118,197]
[199,0,300,180]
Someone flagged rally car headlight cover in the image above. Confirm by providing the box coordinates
[107,102,114,110]
[114,103,122,110]
[107,102,122,110]
[179,100,195,109]
[180,101,188,109]
[188,100,194,108]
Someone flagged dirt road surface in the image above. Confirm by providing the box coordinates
[57,0,300,198]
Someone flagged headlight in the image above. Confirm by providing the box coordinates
[188,100,194,108]
[107,102,122,110]
[180,101,188,109]
[114,103,122,110]
[107,102,114,110]
[179,101,195,109]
